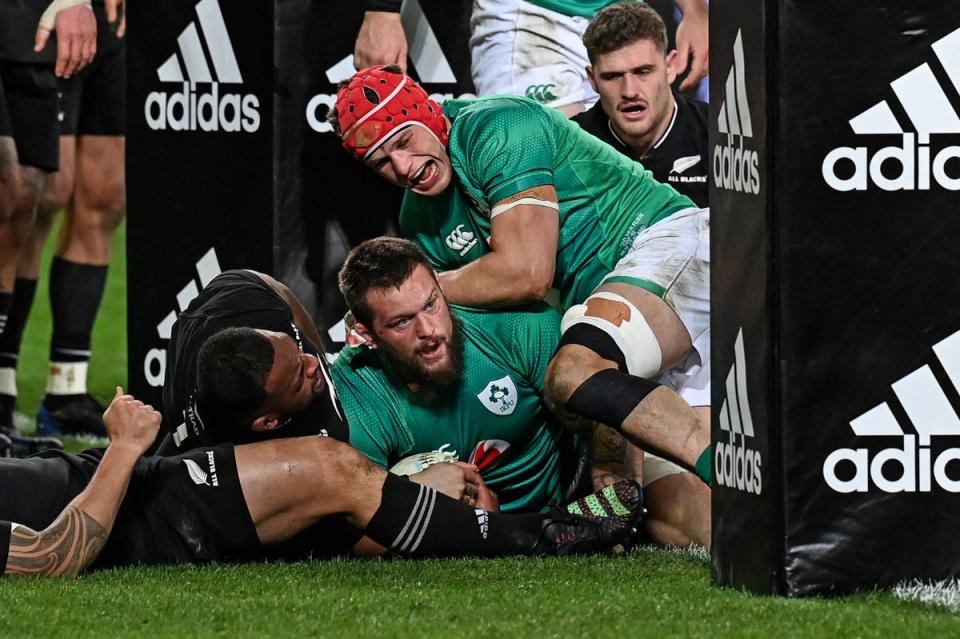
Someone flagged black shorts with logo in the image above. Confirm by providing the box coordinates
[0,61,59,171]
[57,29,126,136]
[0,445,262,569]
[0,443,361,571]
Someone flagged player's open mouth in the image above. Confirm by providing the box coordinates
[417,340,445,361]
[410,161,439,191]
[620,103,648,119]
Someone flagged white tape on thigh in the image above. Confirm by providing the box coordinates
[38,0,91,31]
[560,292,663,378]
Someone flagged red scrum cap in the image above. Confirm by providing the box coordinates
[334,65,450,160]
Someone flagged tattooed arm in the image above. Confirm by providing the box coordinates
[4,388,161,577]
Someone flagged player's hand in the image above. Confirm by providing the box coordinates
[475,481,499,512]
[35,0,97,78]
[353,11,408,72]
[102,387,161,455]
[410,461,483,506]
[674,2,708,92]
[104,0,126,38]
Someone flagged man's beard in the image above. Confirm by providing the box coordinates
[381,315,465,390]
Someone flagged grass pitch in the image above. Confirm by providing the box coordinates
[1,550,955,638]
[5,220,958,635]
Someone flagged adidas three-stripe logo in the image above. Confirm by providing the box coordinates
[716,329,763,495]
[824,328,960,494]
[390,484,439,554]
[157,0,241,84]
[712,30,761,195]
[822,25,960,191]
[144,0,261,132]
[142,248,222,388]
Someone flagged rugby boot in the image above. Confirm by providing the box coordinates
[37,393,108,438]
[534,480,645,556]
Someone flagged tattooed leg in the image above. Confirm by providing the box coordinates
[6,507,109,577]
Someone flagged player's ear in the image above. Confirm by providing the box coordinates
[665,49,679,84]
[585,65,597,91]
[251,413,281,432]
[352,321,377,349]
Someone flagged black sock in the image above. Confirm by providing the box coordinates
[49,257,108,365]
[365,474,548,558]
[0,290,12,339]
[0,278,38,369]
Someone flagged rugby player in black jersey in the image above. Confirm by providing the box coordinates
[573,2,708,207]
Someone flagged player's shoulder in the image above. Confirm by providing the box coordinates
[453,302,561,345]
[447,95,552,136]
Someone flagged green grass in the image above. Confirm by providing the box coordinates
[7,219,958,634]
[12,217,126,443]
[0,550,955,638]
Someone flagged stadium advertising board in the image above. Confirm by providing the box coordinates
[714,0,960,595]
[127,0,273,405]
[709,0,778,595]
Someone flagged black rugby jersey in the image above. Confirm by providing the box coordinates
[573,91,708,207]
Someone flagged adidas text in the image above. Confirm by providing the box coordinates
[824,435,960,493]
[712,136,760,194]
[823,134,960,191]
[145,83,260,132]
[715,432,762,495]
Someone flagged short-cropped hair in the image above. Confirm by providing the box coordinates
[196,327,274,429]
[338,236,433,325]
[583,1,669,64]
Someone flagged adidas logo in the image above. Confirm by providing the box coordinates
[143,248,222,388]
[824,328,960,494]
[145,0,260,133]
[475,508,490,539]
[716,328,762,494]
[445,224,478,256]
[712,30,760,195]
[306,0,472,133]
[822,26,960,192]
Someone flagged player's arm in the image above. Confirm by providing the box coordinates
[34,0,97,78]
[4,389,161,577]
[438,186,559,306]
[246,270,328,352]
[354,0,407,72]
[672,0,709,91]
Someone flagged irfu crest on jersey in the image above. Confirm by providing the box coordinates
[477,375,517,416]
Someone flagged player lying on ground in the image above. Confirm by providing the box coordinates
[2,387,160,576]
[1,402,645,576]
[332,66,712,486]
[333,236,709,546]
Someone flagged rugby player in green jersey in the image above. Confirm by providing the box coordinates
[332,237,709,547]
[331,66,712,489]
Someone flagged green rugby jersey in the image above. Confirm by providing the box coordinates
[399,96,695,309]
[332,303,585,513]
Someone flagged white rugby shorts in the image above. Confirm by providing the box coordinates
[470,0,598,109]
[602,206,711,406]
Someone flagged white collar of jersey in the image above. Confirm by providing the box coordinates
[607,100,678,153]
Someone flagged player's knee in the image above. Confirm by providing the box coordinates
[302,436,381,487]
[79,177,125,233]
[559,292,663,377]
[38,171,74,215]
[544,347,603,407]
